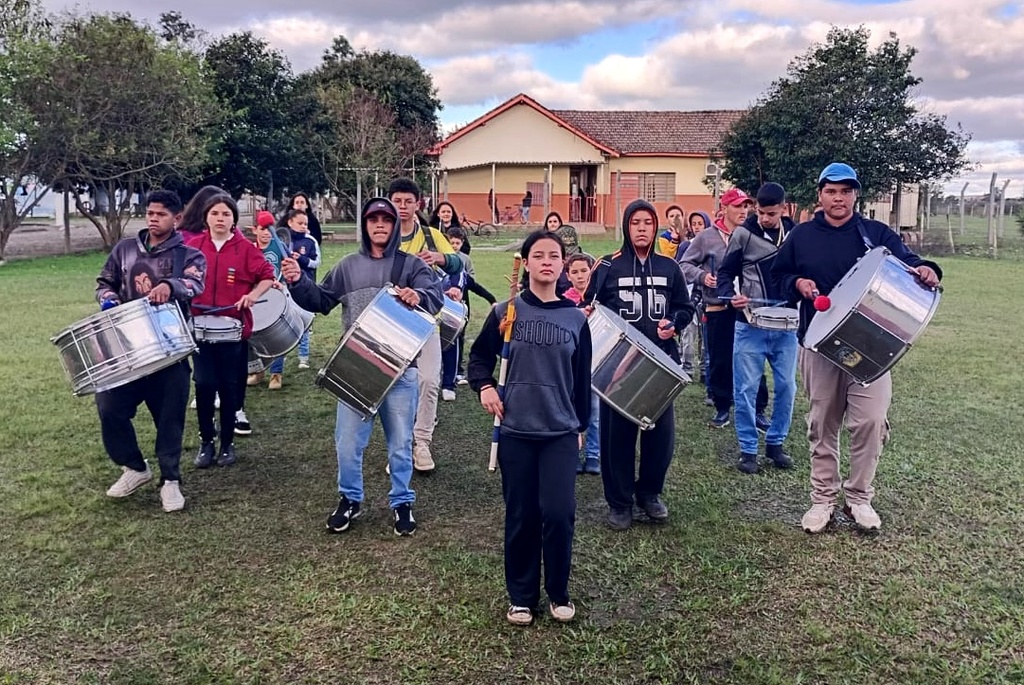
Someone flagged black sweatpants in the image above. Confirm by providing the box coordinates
[193,340,246,448]
[95,359,191,483]
[498,432,578,608]
[705,309,769,414]
[600,401,674,511]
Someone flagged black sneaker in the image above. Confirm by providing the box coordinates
[766,443,794,469]
[326,496,361,533]
[393,503,416,536]
[194,442,216,469]
[737,452,759,475]
[234,409,252,436]
[709,410,730,429]
[217,444,237,467]
[607,507,633,531]
[755,413,771,433]
[637,496,668,521]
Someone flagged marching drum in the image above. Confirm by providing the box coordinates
[803,246,941,385]
[588,305,691,430]
[247,344,265,374]
[249,286,314,359]
[192,315,242,343]
[748,306,798,331]
[52,298,196,396]
[437,296,468,351]
[316,286,437,419]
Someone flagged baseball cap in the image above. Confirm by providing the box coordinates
[817,162,861,189]
[255,210,275,228]
[362,198,397,221]
[756,182,786,207]
[720,188,753,207]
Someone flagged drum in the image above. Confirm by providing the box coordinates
[588,305,691,430]
[803,246,941,385]
[249,287,314,359]
[749,306,798,331]
[316,286,437,419]
[52,298,196,396]
[247,344,265,374]
[437,296,467,351]
[192,315,242,343]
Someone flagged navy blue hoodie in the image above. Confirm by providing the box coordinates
[585,199,695,361]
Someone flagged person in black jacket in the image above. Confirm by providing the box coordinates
[278,192,322,246]
[772,163,942,534]
[469,230,591,627]
[584,199,694,531]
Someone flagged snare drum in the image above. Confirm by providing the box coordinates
[588,305,691,430]
[803,246,941,385]
[52,298,196,396]
[437,296,468,351]
[748,306,798,331]
[249,287,314,359]
[192,315,243,343]
[316,287,437,419]
[247,344,265,374]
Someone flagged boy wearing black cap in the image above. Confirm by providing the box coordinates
[281,198,444,536]
[716,182,798,475]
[773,163,941,534]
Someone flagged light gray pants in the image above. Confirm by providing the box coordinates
[414,328,442,445]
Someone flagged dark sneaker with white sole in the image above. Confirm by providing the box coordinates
[607,507,633,531]
[766,443,793,469]
[326,496,362,533]
[709,410,730,429]
[755,413,771,433]
[194,442,216,469]
[638,496,668,521]
[393,503,416,536]
[217,444,237,467]
[737,452,759,474]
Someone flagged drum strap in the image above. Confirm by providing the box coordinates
[171,246,192,323]
[855,219,875,251]
[389,251,408,288]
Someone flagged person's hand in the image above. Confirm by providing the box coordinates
[270,280,284,290]
[281,258,302,284]
[796,278,818,299]
[914,265,939,287]
[417,250,444,267]
[100,296,120,311]
[147,282,172,304]
[445,287,462,302]
[480,386,504,420]
[657,319,675,340]
[235,292,257,310]
[704,272,717,288]
[393,287,421,308]
[730,294,750,309]
[583,304,595,317]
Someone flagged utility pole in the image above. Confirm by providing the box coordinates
[998,179,1011,238]
[959,182,968,235]
[987,173,997,258]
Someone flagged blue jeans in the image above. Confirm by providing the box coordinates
[583,392,600,459]
[298,330,310,358]
[334,367,418,508]
[733,322,798,454]
[269,356,284,373]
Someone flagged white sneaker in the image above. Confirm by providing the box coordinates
[189,397,197,409]
[441,389,456,401]
[298,357,310,369]
[413,443,435,472]
[106,465,153,498]
[846,502,882,530]
[190,393,220,409]
[801,503,835,533]
[456,375,469,386]
[160,480,185,512]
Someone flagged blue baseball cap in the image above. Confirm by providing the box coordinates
[817,163,861,190]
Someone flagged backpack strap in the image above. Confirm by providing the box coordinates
[419,223,439,253]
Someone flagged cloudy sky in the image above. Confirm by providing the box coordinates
[47,0,1024,196]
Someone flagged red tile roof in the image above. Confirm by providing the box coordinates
[550,109,744,155]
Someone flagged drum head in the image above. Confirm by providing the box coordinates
[805,247,886,347]
[251,287,288,331]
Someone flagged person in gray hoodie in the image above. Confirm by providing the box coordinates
[281,198,443,537]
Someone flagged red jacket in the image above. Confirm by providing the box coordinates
[187,230,275,338]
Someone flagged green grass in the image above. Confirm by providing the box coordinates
[2,238,1024,684]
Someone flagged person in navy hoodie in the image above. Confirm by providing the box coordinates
[585,199,694,531]
[773,163,941,534]
[469,230,591,627]
[284,208,321,368]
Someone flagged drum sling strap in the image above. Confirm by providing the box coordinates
[171,245,192,324]
[389,251,408,288]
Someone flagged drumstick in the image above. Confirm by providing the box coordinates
[196,300,267,314]
[488,253,522,473]
[722,296,788,307]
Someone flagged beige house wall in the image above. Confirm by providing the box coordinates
[609,156,713,195]
[439,103,607,170]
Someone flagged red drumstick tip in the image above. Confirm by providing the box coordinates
[813,295,832,312]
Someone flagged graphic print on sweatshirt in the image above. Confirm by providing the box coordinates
[615,275,669,323]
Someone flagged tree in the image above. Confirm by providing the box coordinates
[25,13,215,248]
[719,27,970,215]
[0,0,55,263]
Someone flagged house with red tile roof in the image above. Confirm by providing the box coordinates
[426,93,742,232]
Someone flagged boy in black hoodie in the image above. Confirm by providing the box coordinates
[585,200,694,531]
[469,230,592,627]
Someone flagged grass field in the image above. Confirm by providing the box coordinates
[2,234,1024,684]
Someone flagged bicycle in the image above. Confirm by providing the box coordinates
[461,215,498,237]
[497,204,523,225]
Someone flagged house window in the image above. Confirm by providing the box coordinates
[640,173,675,203]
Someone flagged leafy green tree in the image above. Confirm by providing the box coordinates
[25,13,215,248]
[719,27,970,215]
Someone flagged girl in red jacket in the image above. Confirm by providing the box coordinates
[187,194,275,468]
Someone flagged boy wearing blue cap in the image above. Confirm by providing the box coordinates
[772,163,941,534]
